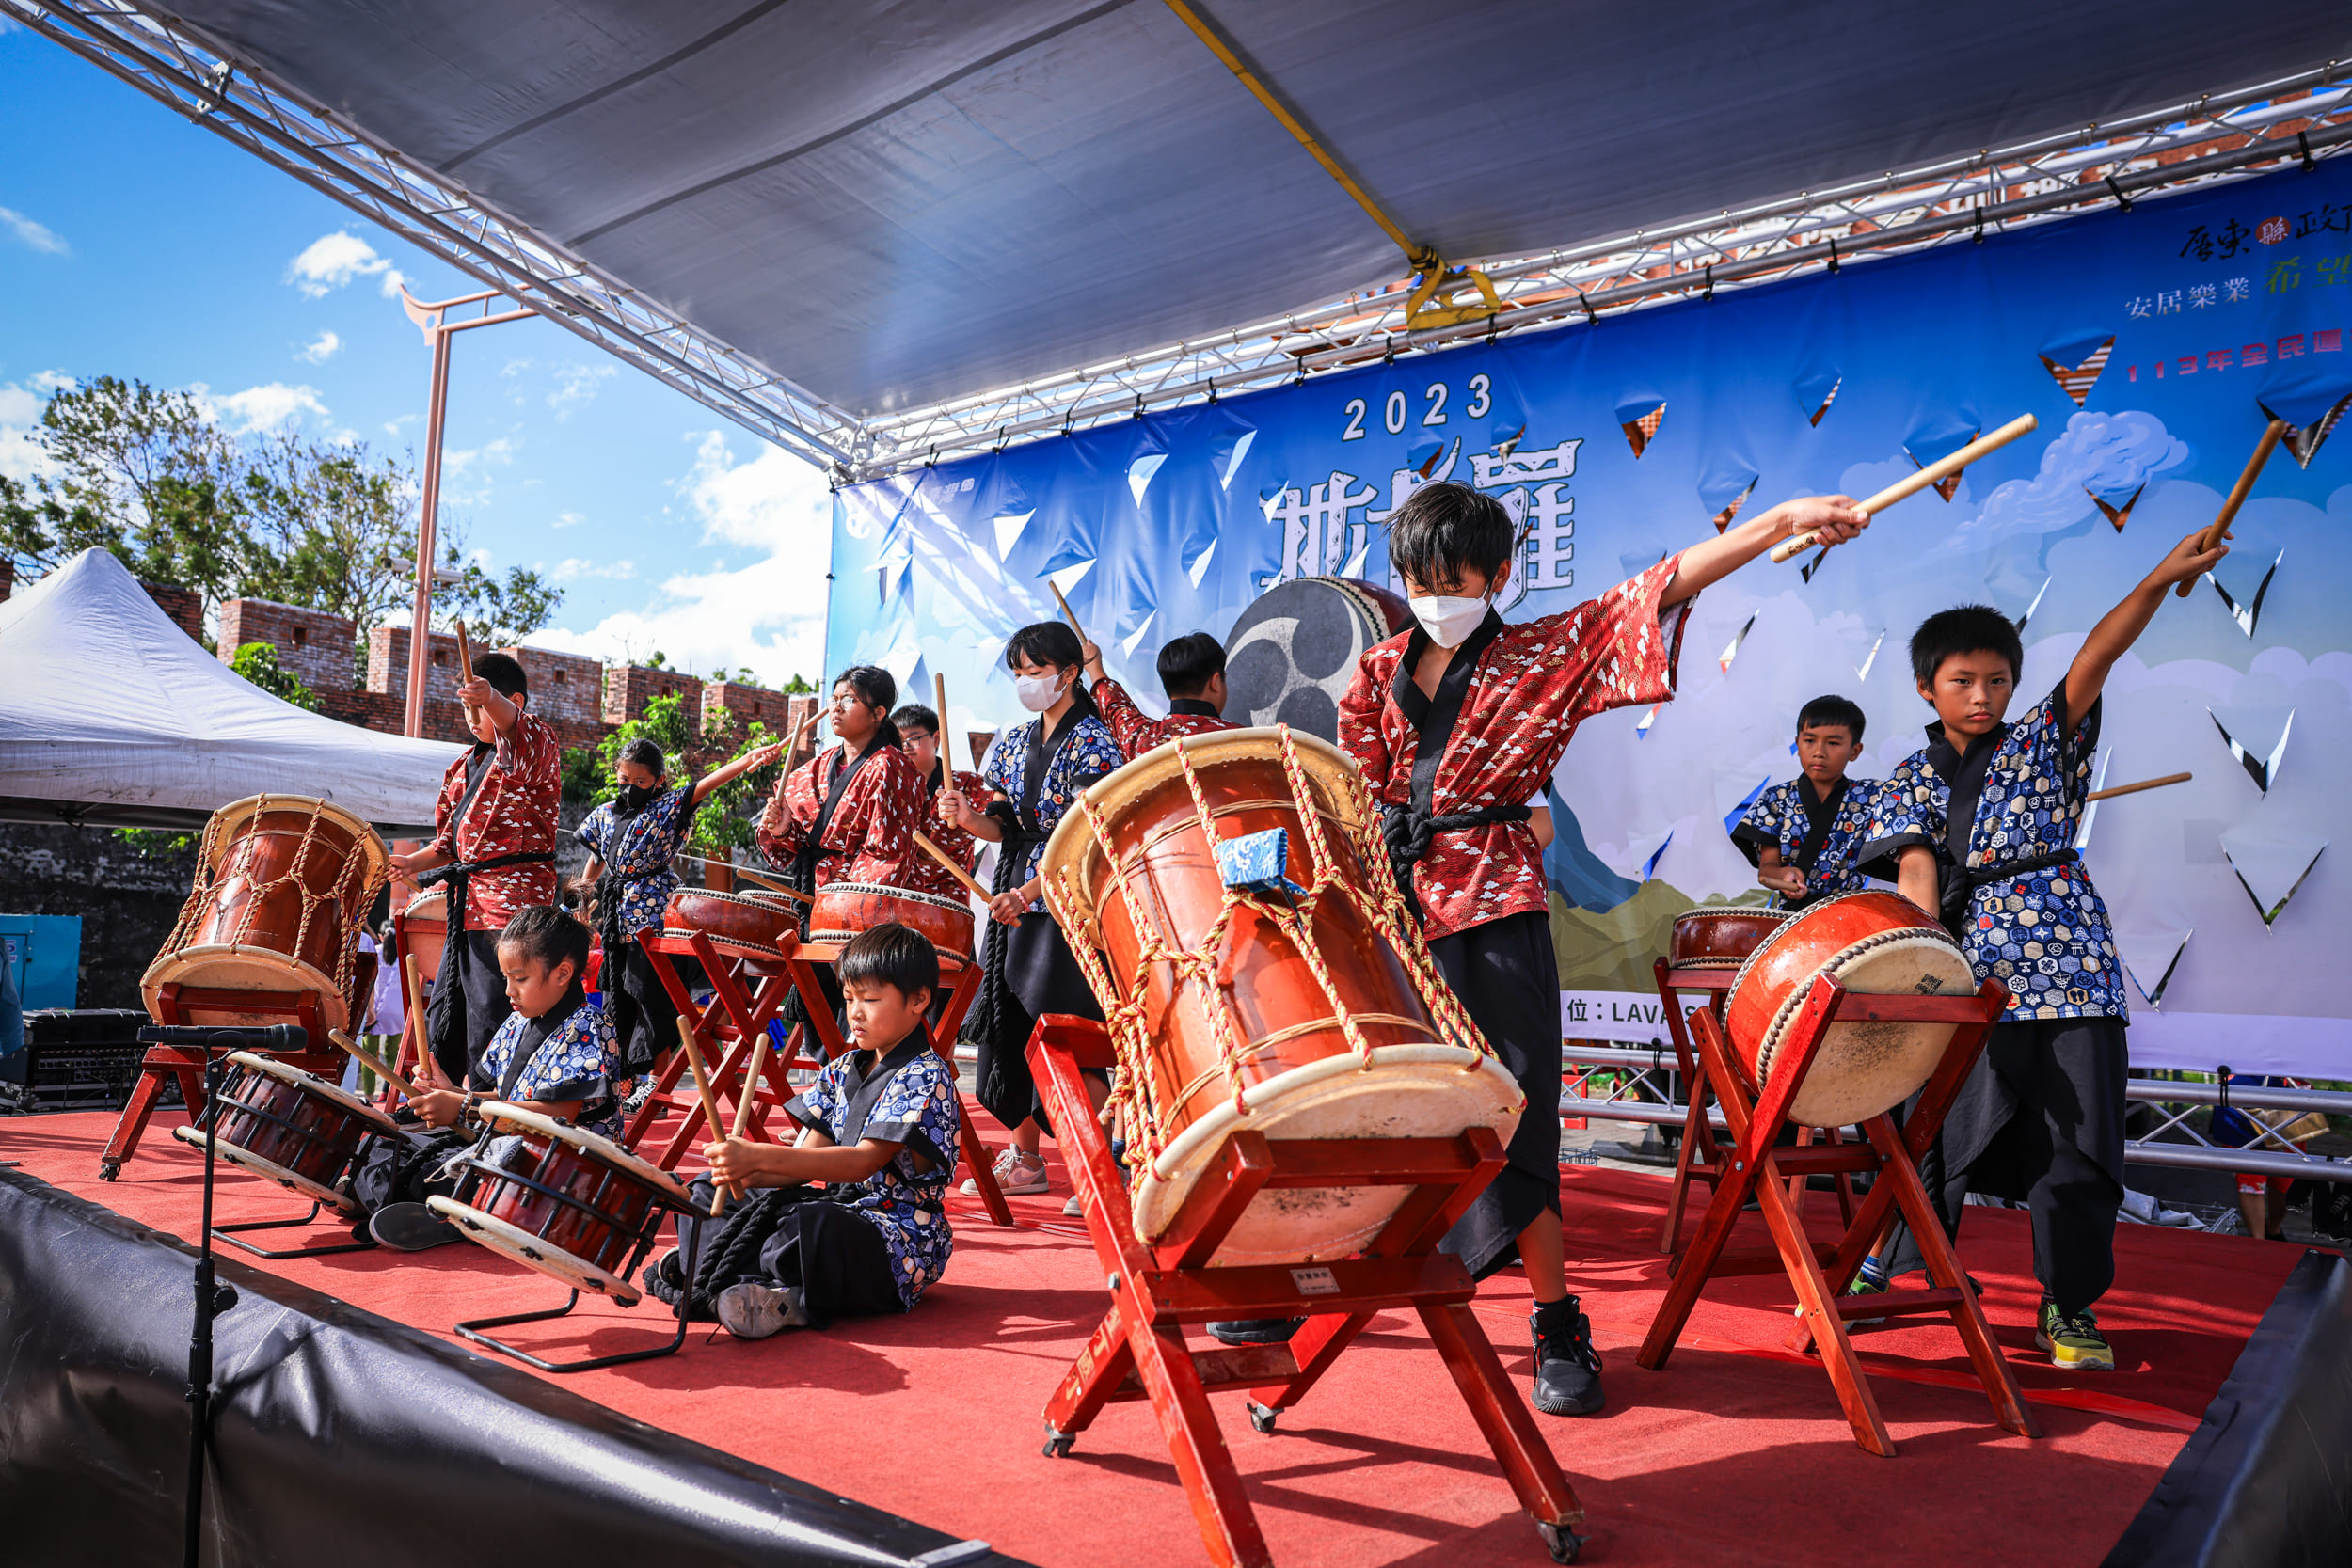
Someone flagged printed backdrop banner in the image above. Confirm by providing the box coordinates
[833,159,2352,1076]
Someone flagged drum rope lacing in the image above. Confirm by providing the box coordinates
[1045,726,1497,1171]
[164,796,381,1010]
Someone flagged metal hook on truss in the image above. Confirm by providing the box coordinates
[1133,392,1146,420]
[1205,378,1218,405]
[2300,130,2318,173]
[2105,176,2134,213]
[1578,291,1597,325]
[1702,264,1715,302]
[1826,237,1840,275]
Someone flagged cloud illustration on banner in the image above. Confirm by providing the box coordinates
[1963,410,2190,543]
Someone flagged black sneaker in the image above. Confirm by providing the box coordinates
[1208,1319,1306,1346]
[1530,1300,1605,1417]
[369,1202,463,1252]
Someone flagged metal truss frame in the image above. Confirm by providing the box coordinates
[0,0,862,471]
[9,0,2350,483]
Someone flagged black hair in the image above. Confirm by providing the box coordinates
[472,650,529,702]
[498,904,589,980]
[1004,621,1102,724]
[834,664,901,749]
[1796,694,1867,744]
[1388,481,1517,588]
[892,703,938,736]
[1156,631,1226,698]
[617,736,667,776]
[837,922,939,1011]
[1909,605,2023,689]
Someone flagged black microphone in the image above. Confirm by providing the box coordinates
[137,1023,310,1052]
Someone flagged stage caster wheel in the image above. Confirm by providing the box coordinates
[1246,1401,1279,1434]
[98,1162,120,1182]
[1537,1521,1584,1564]
[1041,1425,1075,1459]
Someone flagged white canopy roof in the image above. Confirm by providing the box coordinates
[0,549,464,832]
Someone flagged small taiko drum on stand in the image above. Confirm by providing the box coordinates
[1724,890,1976,1128]
[1041,726,1521,1266]
[1669,905,1794,971]
[430,1104,695,1305]
[394,889,448,987]
[170,1052,401,1214]
[143,793,388,1034]
[807,880,976,957]
[664,887,803,974]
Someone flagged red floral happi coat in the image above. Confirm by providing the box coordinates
[1091,676,1241,758]
[428,708,562,931]
[755,741,925,889]
[902,766,989,902]
[1337,556,1692,941]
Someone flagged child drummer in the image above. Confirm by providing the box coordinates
[389,651,562,1086]
[891,702,988,905]
[576,736,787,1087]
[1729,695,1895,910]
[1081,629,1240,755]
[938,621,1125,1203]
[755,667,926,894]
[1859,531,2224,1371]
[1328,480,1867,1416]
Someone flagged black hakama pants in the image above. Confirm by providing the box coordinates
[973,911,1104,1132]
[674,1180,908,1327]
[1882,1014,2127,1314]
[1428,910,1564,1281]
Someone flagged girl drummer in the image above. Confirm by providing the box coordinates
[939,622,1124,1201]
[575,736,787,1086]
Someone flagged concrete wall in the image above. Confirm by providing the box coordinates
[0,825,203,1011]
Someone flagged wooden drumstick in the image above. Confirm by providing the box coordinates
[453,617,478,724]
[914,832,993,900]
[677,1027,744,1206]
[2176,420,2284,597]
[1771,413,2040,563]
[727,863,813,903]
[327,1028,420,1099]
[2086,770,2191,802]
[932,672,951,772]
[1047,580,1084,638]
[402,952,448,1089]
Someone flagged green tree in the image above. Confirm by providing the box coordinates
[580,694,784,860]
[780,673,813,694]
[227,642,321,711]
[437,544,564,646]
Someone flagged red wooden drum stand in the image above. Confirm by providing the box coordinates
[1029,1015,1587,1568]
[1633,972,2036,1457]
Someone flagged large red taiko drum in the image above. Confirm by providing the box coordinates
[1041,727,1519,1266]
[1724,890,1976,1128]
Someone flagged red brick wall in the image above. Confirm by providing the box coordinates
[367,625,472,709]
[603,664,705,727]
[216,598,358,692]
[498,643,604,732]
[142,582,203,642]
[701,680,801,739]
[0,559,14,601]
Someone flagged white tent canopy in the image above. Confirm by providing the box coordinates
[0,549,464,832]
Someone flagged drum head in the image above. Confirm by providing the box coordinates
[402,891,447,923]
[172,1123,362,1215]
[475,1101,693,1209]
[428,1196,644,1306]
[227,1050,403,1132]
[1222,577,1407,742]
[1132,1045,1522,1266]
[208,792,390,886]
[140,946,354,1034]
[1041,726,1368,929]
[1756,928,1977,1127]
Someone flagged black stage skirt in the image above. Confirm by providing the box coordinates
[1428,911,1563,1280]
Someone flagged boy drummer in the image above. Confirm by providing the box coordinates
[1327,480,1867,1416]
[1081,630,1241,755]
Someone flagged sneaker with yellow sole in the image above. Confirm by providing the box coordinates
[2036,1301,2115,1370]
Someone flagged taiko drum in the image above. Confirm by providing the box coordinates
[1724,890,1977,1128]
[664,886,803,973]
[1041,727,1520,1266]
[808,880,976,957]
[142,793,388,1033]
[429,1104,692,1305]
[1667,905,1794,970]
[395,890,448,989]
[170,1052,401,1214]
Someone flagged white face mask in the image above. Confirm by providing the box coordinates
[1012,671,1064,712]
[1410,593,1492,649]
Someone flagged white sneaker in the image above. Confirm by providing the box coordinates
[716,1283,808,1339]
[999,1150,1051,1195]
[961,1148,1021,1196]
[1061,1193,1086,1217]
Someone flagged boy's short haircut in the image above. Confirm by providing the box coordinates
[1909,605,2024,688]
[1388,482,1517,588]
[618,736,666,775]
[838,923,939,1006]
[1006,620,1083,673]
[1156,632,1226,698]
[499,904,589,979]
[472,651,529,701]
[1796,694,1867,743]
[891,703,939,737]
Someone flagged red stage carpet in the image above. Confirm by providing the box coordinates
[2,1109,2298,1567]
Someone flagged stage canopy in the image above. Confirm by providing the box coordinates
[36,1,2349,471]
[0,550,463,833]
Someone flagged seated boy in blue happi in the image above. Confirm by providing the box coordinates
[1729,694,1895,910]
[650,923,961,1338]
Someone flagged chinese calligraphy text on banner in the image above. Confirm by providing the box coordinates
[833,159,2352,1075]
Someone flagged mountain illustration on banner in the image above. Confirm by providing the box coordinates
[2218,821,2327,926]
[2038,334,2115,407]
[2207,703,2293,794]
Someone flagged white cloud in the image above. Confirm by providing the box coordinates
[528,431,832,681]
[548,557,636,582]
[1,383,48,482]
[0,205,68,256]
[297,330,342,365]
[548,361,616,420]
[285,230,405,298]
[552,511,585,530]
[203,382,331,434]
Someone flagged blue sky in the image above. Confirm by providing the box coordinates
[0,24,833,687]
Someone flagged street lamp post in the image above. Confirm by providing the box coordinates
[398,285,534,737]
